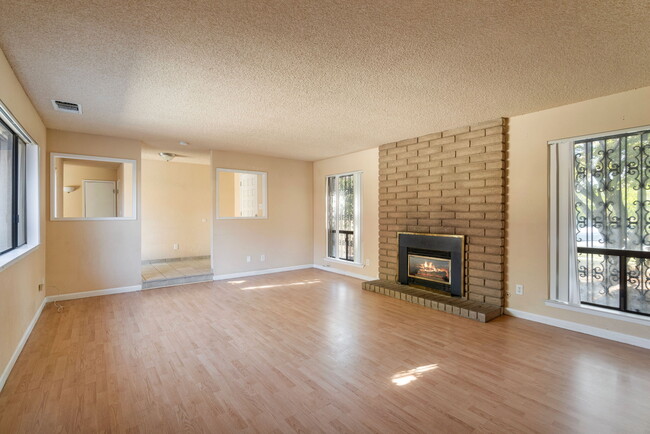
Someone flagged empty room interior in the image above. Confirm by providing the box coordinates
[1,1,649,432]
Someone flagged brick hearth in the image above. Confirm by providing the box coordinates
[362,280,501,322]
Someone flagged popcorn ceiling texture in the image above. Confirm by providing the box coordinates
[378,119,506,307]
[0,1,648,160]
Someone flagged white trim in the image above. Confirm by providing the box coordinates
[0,244,40,272]
[0,99,36,144]
[48,217,137,222]
[544,300,650,326]
[215,168,268,219]
[505,308,650,350]
[323,257,364,267]
[213,264,313,280]
[49,152,135,165]
[213,263,376,281]
[50,152,137,221]
[45,284,142,302]
[548,124,650,145]
[25,143,40,246]
[212,264,313,280]
[0,297,46,393]
[313,264,376,281]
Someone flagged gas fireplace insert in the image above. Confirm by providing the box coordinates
[398,233,464,297]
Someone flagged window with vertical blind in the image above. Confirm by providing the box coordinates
[550,126,650,317]
[326,172,361,264]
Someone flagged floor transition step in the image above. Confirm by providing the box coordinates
[362,280,502,323]
[142,273,213,290]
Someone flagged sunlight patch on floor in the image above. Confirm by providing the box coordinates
[391,364,438,386]
[237,280,322,290]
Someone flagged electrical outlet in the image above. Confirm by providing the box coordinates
[515,284,524,295]
[260,254,266,262]
[246,256,251,263]
[173,243,179,250]
[365,258,370,266]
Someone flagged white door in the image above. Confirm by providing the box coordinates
[239,174,258,217]
[84,180,117,218]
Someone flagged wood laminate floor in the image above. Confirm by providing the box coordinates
[0,269,648,433]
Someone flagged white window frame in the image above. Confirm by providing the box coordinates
[215,168,268,220]
[548,125,650,323]
[0,99,41,272]
[325,171,362,266]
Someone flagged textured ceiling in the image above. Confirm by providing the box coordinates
[141,143,210,166]
[1,1,649,161]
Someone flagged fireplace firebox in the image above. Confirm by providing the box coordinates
[398,233,464,297]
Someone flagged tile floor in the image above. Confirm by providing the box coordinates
[141,257,212,282]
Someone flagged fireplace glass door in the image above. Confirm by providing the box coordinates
[407,254,451,285]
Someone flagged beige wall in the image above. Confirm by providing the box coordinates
[212,150,313,275]
[313,148,379,279]
[217,171,236,217]
[0,48,47,383]
[508,86,650,339]
[141,159,211,261]
[46,129,141,295]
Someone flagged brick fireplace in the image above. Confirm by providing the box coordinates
[363,118,506,321]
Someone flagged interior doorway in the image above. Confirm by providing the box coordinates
[140,146,212,288]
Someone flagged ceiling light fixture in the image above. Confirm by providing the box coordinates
[159,152,176,162]
[179,141,189,146]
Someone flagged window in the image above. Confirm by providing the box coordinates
[0,119,27,255]
[0,100,39,270]
[550,127,650,317]
[326,172,361,263]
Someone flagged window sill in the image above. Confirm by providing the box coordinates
[0,243,40,273]
[545,300,650,326]
[323,257,365,268]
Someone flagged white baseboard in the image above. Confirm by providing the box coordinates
[505,308,650,350]
[312,264,376,281]
[213,264,313,281]
[212,264,377,281]
[0,297,46,393]
[46,284,142,302]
